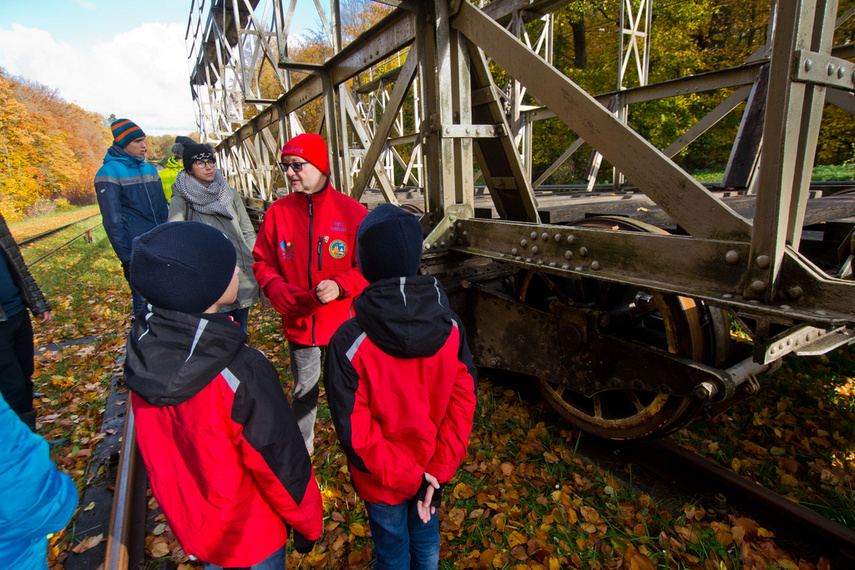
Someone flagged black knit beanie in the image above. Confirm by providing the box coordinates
[130,222,237,313]
[182,143,215,172]
[171,136,197,158]
[357,203,423,283]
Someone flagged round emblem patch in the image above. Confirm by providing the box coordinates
[329,240,347,259]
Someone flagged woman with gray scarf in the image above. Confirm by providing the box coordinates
[167,143,259,333]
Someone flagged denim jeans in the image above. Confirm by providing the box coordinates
[129,281,146,318]
[365,499,440,570]
[287,341,322,452]
[201,541,288,570]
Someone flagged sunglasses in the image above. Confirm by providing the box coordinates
[278,161,309,173]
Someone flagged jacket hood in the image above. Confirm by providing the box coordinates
[104,144,145,167]
[123,307,247,406]
[165,156,182,170]
[354,275,453,359]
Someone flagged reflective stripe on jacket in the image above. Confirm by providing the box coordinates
[325,275,478,505]
[94,144,168,263]
[124,308,322,567]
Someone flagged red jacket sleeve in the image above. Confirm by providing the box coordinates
[231,354,323,541]
[237,437,323,541]
[252,210,323,317]
[426,321,478,482]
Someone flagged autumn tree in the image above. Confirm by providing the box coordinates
[531,0,853,183]
[0,69,112,221]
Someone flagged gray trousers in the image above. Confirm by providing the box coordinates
[287,341,322,452]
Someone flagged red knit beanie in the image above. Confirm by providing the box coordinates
[280,133,330,175]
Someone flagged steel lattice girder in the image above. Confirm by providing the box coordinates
[192,0,855,351]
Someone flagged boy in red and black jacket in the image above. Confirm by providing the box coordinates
[123,221,322,568]
[325,204,477,569]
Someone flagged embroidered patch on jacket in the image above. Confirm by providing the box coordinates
[328,240,347,259]
[279,239,295,259]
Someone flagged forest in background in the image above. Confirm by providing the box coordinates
[245,0,855,186]
[0,69,111,223]
[0,70,199,224]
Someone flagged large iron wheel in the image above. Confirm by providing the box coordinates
[517,217,723,440]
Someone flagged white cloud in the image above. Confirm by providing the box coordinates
[0,23,197,135]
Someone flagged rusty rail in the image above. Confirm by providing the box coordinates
[26,224,102,267]
[17,213,99,247]
[104,407,147,570]
[622,439,855,565]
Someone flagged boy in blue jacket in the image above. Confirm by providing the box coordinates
[94,118,168,317]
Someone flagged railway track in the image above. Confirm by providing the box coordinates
[101,377,855,569]
[618,439,855,565]
[17,213,100,247]
[18,213,103,267]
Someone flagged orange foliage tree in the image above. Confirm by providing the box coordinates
[0,69,112,222]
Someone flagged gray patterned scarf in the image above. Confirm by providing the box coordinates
[173,169,235,219]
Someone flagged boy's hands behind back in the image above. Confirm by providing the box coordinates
[416,472,442,523]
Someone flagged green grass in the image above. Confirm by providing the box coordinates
[692,164,854,184]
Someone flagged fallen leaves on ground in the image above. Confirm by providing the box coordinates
[28,214,845,569]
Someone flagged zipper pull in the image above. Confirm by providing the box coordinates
[317,237,322,270]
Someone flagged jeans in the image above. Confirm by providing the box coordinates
[365,499,440,570]
[202,541,288,569]
[287,341,322,453]
[123,262,146,317]
[228,307,250,334]
[0,309,35,416]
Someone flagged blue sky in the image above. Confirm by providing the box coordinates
[0,0,326,134]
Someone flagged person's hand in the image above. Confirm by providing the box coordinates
[417,472,440,523]
[315,280,341,304]
[35,311,52,325]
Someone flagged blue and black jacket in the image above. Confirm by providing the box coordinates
[94,145,168,263]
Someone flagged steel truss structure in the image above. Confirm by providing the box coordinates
[188,0,855,439]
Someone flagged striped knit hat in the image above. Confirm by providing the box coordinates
[111,119,145,148]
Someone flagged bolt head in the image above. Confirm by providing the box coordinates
[725,250,740,264]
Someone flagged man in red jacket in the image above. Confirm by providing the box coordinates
[325,204,477,569]
[252,133,368,453]
[124,222,323,568]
